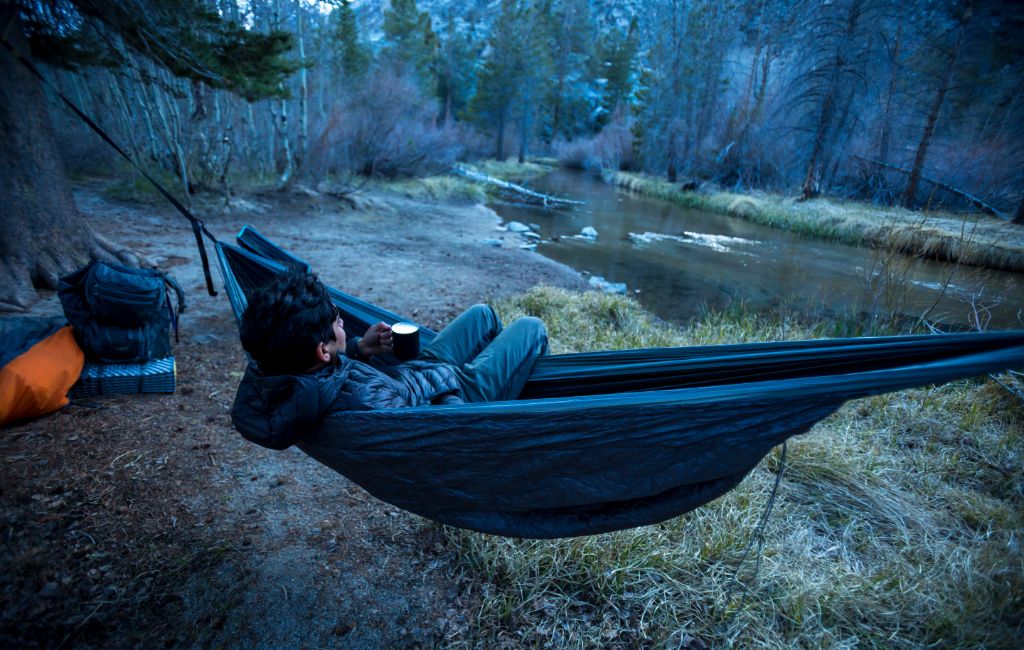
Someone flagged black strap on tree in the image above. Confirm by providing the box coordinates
[0,37,219,297]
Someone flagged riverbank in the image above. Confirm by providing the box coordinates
[607,171,1024,273]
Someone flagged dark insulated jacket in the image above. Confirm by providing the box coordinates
[231,354,462,450]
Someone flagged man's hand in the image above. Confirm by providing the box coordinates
[358,322,393,357]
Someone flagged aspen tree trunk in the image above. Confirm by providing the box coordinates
[275,91,294,186]
[269,0,293,187]
[245,103,264,176]
[159,72,192,204]
[132,66,161,162]
[110,72,142,158]
[297,9,308,171]
[902,1,972,207]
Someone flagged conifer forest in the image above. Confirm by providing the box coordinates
[19,0,1024,218]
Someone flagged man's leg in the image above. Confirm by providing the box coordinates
[420,304,502,366]
[456,317,548,403]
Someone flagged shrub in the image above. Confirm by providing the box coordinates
[555,109,636,172]
[306,67,463,180]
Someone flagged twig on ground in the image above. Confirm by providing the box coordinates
[989,371,1024,404]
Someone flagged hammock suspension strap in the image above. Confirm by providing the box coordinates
[723,441,787,623]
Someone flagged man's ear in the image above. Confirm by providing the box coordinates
[315,341,332,364]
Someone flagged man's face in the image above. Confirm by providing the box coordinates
[320,310,347,365]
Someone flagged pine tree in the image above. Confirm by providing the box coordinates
[470,0,553,161]
[598,15,639,126]
[543,0,599,140]
[382,0,438,84]
[334,0,368,78]
[469,0,527,159]
[435,8,481,124]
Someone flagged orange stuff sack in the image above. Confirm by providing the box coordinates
[0,326,85,426]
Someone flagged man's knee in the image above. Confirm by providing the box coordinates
[466,303,499,326]
[518,316,545,333]
[514,316,548,352]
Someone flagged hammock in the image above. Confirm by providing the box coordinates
[216,226,1024,538]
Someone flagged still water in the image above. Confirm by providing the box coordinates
[490,169,1024,330]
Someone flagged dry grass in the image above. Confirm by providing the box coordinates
[443,287,1024,648]
[608,171,1024,273]
[469,159,557,182]
[376,159,555,203]
[377,175,489,203]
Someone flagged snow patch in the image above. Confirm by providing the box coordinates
[628,231,760,253]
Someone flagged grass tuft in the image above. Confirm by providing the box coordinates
[442,287,1024,648]
[376,160,554,203]
[467,159,556,183]
[378,176,489,203]
[606,171,1024,273]
[103,171,183,205]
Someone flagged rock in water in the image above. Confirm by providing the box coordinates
[580,226,598,239]
[506,221,531,233]
[588,275,626,294]
[481,238,502,247]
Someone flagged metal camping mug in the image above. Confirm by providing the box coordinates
[391,322,420,361]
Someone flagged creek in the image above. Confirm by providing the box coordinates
[489,169,1024,330]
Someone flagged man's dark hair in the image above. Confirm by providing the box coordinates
[239,271,336,375]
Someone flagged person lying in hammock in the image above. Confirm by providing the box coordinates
[231,271,548,449]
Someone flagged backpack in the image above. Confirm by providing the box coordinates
[58,262,185,364]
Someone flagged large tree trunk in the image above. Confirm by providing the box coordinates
[495,108,506,161]
[800,0,865,201]
[902,0,972,207]
[0,7,134,310]
[877,23,902,167]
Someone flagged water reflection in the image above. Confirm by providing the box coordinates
[489,169,1024,330]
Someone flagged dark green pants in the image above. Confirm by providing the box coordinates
[420,304,548,402]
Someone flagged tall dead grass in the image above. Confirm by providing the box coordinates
[442,287,1023,648]
[607,171,1024,273]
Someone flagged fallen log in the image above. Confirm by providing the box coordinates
[451,165,584,207]
[854,155,1007,220]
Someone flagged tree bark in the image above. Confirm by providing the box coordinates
[495,108,506,160]
[877,23,902,167]
[297,8,308,170]
[0,6,134,310]
[801,0,865,200]
[902,1,972,207]
[518,97,529,164]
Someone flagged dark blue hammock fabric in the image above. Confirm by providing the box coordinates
[216,226,1024,538]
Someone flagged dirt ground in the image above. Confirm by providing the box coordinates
[0,183,587,648]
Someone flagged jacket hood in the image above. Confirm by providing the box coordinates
[231,362,349,450]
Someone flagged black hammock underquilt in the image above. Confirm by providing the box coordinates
[214,226,1024,538]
